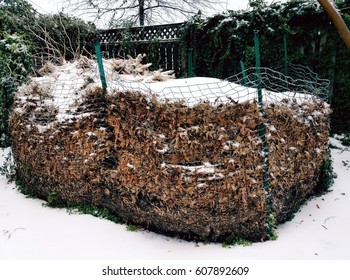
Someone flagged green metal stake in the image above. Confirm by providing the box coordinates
[95,40,107,93]
[187,48,194,78]
[240,60,247,86]
[254,31,273,239]
[254,32,263,105]
[283,34,288,76]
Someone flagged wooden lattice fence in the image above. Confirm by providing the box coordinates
[97,23,185,77]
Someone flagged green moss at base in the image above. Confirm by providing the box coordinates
[314,148,337,196]
[222,237,252,248]
[267,213,278,241]
[126,224,139,232]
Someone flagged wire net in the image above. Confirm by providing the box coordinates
[10,56,331,242]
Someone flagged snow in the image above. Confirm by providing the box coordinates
[1,138,349,260]
[164,161,217,175]
[235,19,250,29]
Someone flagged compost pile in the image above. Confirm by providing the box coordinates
[10,57,331,242]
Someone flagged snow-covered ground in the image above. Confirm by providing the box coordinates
[0,136,349,260]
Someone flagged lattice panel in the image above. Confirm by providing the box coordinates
[99,23,184,44]
[97,23,185,77]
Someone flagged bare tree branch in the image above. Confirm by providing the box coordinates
[62,0,226,27]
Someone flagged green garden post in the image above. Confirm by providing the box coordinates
[240,60,247,86]
[283,34,288,76]
[254,31,273,239]
[95,40,107,93]
[254,32,263,104]
[187,48,194,77]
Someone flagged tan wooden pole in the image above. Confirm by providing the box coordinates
[318,0,350,49]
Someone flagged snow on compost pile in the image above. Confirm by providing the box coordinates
[14,57,328,132]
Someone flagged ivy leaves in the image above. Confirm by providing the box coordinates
[0,32,32,146]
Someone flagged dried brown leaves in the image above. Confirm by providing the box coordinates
[10,88,330,242]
